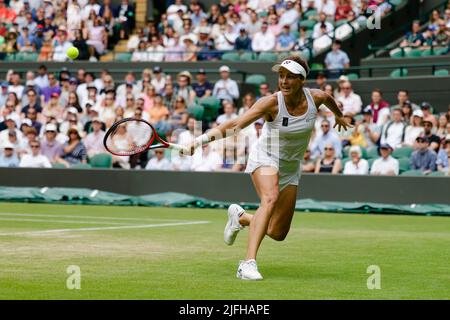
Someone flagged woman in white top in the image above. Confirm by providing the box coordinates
[183,56,352,280]
[343,145,369,175]
[404,109,425,147]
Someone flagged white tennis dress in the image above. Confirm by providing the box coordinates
[245,88,318,190]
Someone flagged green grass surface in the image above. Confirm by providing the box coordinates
[0,202,449,299]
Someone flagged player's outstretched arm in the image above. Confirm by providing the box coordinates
[183,95,278,155]
[310,89,353,132]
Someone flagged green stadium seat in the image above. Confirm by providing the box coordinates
[17,52,39,61]
[245,74,267,86]
[401,169,424,176]
[346,73,359,80]
[433,69,449,76]
[115,52,132,61]
[221,52,240,61]
[398,158,411,173]
[303,10,318,19]
[305,30,314,39]
[89,153,113,168]
[341,157,350,171]
[428,171,446,177]
[71,163,92,169]
[299,20,316,30]
[368,158,376,169]
[433,47,448,55]
[342,146,350,158]
[52,163,66,169]
[389,0,403,5]
[405,49,422,57]
[187,104,204,120]
[310,63,324,71]
[335,19,347,27]
[365,147,379,159]
[199,96,221,122]
[257,52,278,62]
[239,51,256,61]
[389,49,404,58]
[390,68,408,78]
[421,49,433,56]
[277,52,291,61]
[392,146,413,159]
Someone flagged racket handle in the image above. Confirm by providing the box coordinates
[167,143,190,153]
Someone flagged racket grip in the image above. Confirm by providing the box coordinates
[167,143,189,153]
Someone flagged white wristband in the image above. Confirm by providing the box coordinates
[194,134,210,147]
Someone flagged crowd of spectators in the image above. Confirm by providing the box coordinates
[392,4,450,56]
[127,0,391,62]
[0,63,449,177]
[0,0,136,61]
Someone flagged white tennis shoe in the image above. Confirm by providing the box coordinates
[224,204,244,245]
[236,259,263,280]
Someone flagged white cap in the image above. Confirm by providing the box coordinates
[349,145,362,156]
[3,142,15,149]
[338,75,349,82]
[45,123,57,132]
[219,65,230,73]
[22,118,32,126]
[412,109,424,118]
[5,115,15,122]
[68,107,78,114]
[26,80,35,86]
[272,60,307,78]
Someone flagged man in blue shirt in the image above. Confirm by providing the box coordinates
[276,25,296,51]
[410,136,437,174]
[311,119,343,159]
[16,26,35,51]
[192,68,213,99]
[234,28,252,51]
[0,143,19,168]
[324,40,350,79]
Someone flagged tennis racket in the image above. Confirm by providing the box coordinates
[103,118,187,156]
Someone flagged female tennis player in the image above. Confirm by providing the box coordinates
[185,56,352,280]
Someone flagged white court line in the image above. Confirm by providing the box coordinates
[0,217,137,225]
[0,212,187,222]
[0,221,210,236]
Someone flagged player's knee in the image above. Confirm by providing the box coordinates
[267,228,288,241]
[261,191,279,210]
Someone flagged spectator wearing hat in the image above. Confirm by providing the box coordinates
[336,81,363,116]
[367,88,390,126]
[370,144,399,176]
[324,40,350,79]
[151,66,166,95]
[0,116,23,145]
[40,123,63,163]
[0,142,19,167]
[182,35,198,61]
[174,71,196,106]
[421,119,441,152]
[420,102,437,128]
[19,139,52,168]
[16,26,35,52]
[145,149,171,170]
[42,92,64,122]
[404,110,425,147]
[234,27,251,51]
[343,145,369,175]
[276,25,296,52]
[213,65,239,104]
[252,21,275,52]
[380,108,407,149]
[83,117,106,158]
[436,139,450,173]
[57,127,87,167]
[192,68,213,99]
[410,136,437,174]
[59,108,83,136]
[52,25,73,62]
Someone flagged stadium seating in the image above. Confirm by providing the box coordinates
[401,170,424,176]
[392,147,413,159]
[89,154,113,168]
[221,52,240,62]
[398,158,412,173]
[187,104,204,120]
[390,68,409,78]
[365,147,379,159]
[245,74,267,86]
[257,52,278,62]
[239,52,257,61]
[72,163,92,169]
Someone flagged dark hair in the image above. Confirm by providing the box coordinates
[372,88,383,95]
[398,89,409,95]
[281,55,310,77]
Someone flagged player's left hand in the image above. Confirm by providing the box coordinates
[334,116,353,131]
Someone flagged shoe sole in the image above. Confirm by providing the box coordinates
[224,205,242,246]
[236,273,263,281]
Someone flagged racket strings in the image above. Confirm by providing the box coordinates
[105,120,154,156]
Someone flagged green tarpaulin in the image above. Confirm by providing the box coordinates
[0,186,449,216]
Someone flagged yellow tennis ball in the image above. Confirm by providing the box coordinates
[66,46,79,60]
